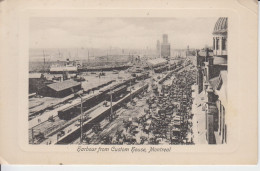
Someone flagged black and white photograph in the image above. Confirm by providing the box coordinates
[0,0,258,166]
[28,17,228,145]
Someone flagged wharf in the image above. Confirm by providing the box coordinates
[56,83,148,144]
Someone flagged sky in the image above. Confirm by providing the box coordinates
[30,17,218,50]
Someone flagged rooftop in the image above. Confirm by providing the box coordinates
[207,104,218,114]
[216,70,227,90]
[220,71,227,85]
[198,51,213,57]
[213,56,227,65]
[147,58,167,66]
[209,76,219,90]
[47,80,81,92]
[213,17,228,35]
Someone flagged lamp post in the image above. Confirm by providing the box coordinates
[75,93,83,144]
[142,73,145,94]
[110,86,113,121]
[80,95,83,143]
[31,128,34,144]
[130,78,132,102]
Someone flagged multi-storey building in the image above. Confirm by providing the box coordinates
[192,17,228,144]
[161,34,171,58]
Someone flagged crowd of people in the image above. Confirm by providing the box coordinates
[85,63,197,145]
[140,67,197,144]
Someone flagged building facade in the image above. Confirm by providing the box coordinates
[161,34,171,58]
[192,17,228,144]
[29,73,47,94]
[38,80,82,98]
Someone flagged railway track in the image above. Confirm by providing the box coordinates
[76,86,153,145]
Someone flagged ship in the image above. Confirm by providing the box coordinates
[50,59,80,73]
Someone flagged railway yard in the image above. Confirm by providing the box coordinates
[29,60,197,145]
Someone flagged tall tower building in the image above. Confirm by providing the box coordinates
[213,17,228,57]
[163,34,168,44]
[156,40,161,55]
[161,34,171,58]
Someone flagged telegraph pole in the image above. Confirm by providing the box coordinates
[75,93,83,144]
[80,95,83,143]
[107,50,108,62]
[88,50,90,63]
[110,87,113,121]
[130,79,132,102]
[143,74,145,94]
[31,128,34,144]
[43,49,46,72]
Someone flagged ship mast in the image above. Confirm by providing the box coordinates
[88,50,90,63]
[107,49,108,62]
[58,49,61,59]
[43,49,46,72]
[77,48,79,59]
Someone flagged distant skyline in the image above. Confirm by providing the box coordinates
[30,17,218,50]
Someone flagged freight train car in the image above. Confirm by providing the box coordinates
[111,83,149,111]
[58,93,104,120]
[106,85,128,102]
[168,64,176,71]
[57,77,136,120]
[154,66,168,73]
[57,83,149,144]
[124,77,136,85]
[136,72,149,81]
[174,66,183,72]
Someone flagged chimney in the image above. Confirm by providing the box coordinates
[197,67,203,93]
[205,48,209,62]
[195,50,200,67]
[195,49,199,56]
[206,85,214,103]
[208,57,214,80]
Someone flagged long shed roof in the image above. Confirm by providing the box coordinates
[47,80,81,92]
[147,58,167,67]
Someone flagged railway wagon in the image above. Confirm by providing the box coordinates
[106,85,128,102]
[124,77,136,85]
[58,93,104,120]
[58,101,81,120]
[168,64,176,71]
[57,106,112,144]
[96,80,115,90]
[154,66,168,73]
[110,83,149,112]
[56,83,149,144]
[110,77,136,90]
[98,77,134,96]
[57,77,136,120]
[136,72,149,81]
[174,66,183,72]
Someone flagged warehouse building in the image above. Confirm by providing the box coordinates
[147,58,167,68]
[38,80,82,98]
[29,73,47,94]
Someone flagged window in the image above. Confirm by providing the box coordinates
[225,125,227,143]
[222,107,225,142]
[216,38,219,50]
[204,68,208,80]
[213,38,215,50]
[222,38,226,50]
